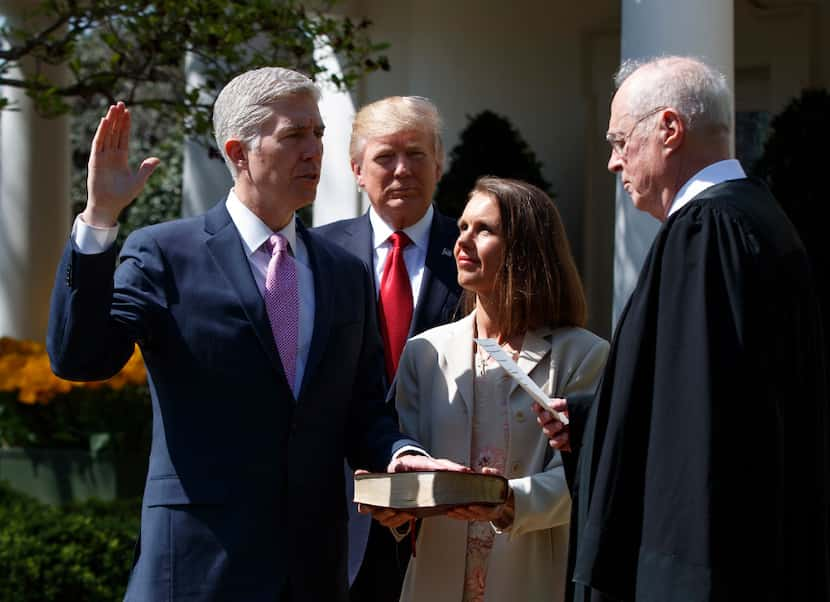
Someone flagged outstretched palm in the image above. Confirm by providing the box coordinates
[85,102,160,226]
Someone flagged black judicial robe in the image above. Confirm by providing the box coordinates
[572,178,829,602]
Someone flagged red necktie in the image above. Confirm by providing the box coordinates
[378,231,413,382]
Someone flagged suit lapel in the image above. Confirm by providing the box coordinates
[411,209,459,336]
[203,203,288,389]
[446,312,476,416]
[298,223,332,400]
[509,328,553,399]
[339,213,375,272]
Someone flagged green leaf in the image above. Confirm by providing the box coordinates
[88,432,111,456]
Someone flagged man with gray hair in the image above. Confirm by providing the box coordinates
[314,95,461,602]
[536,56,828,601]
[45,67,459,601]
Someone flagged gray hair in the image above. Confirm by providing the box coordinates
[614,56,732,139]
[213,67,321,177]
[350,96,444,169]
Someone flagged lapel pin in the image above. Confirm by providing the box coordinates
[442,248,453,257]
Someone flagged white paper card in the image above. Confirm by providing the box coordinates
[474,338,569,425]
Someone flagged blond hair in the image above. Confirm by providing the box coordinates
[350,96,443,168]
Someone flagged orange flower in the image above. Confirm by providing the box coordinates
[0,337,147,404]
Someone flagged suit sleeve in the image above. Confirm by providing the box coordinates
[394,338,422,443]
[47,229,166,380]
[507,337,609,537]
[345,263,421,472]
[562,338,610,484]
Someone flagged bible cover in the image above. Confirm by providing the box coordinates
[353,471,508,517]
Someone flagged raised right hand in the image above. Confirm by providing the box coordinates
[82,102,160,227]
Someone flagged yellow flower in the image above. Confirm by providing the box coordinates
[0,337,147,404]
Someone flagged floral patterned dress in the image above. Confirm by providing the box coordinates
[462,349,513,602]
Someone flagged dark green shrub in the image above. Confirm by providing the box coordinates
[434,110,554,218]
[752,89,830,352]
[0,385,151,458]
[0,482,140,602]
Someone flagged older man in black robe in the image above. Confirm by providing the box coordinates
[537,56,829,601]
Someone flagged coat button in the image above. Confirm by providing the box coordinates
[511,462,521,475]
[515,411,526,422]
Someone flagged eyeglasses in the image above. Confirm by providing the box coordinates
[605,106,667,156]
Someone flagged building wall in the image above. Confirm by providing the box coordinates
[333,0,826,337]
[341,0,620,334]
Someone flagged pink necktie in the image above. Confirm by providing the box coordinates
[377,231,413,382]
[264,233,298,392]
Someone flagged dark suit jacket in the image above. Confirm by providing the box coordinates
[47,201,419,602]
[314,207,461,350]
[573,178,829,602]
[313,207,461,599]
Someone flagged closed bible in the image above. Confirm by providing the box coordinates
[353,471,508,517]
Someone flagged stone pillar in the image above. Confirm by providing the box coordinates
[0,0,71,341]
[613,0,734,324]
[312,40,360,226]
[182,53,233,217]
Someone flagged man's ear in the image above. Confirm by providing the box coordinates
[434,159,443,181]
[351,160,363,187]
[661,108,685,152]
[225,139,248,171]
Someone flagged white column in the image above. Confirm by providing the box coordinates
[613,0,734,324]
[0,0,71,341]
[182,53,233,217]
[312,40,360,226]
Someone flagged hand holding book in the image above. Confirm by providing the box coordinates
[355,454,473,529]
[444,467,515,530]
[354,466,509,519]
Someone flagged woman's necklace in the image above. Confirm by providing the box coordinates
[476,343,490,375]
[475,339,519,375]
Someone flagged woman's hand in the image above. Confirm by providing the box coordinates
[532,398,571,451]
[353,468,415,528]
[445,467,515,529]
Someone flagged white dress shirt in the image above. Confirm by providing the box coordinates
[72,189,315,397]
[369,204,433,309]
[668,159,747,218]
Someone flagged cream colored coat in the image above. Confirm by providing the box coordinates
[396,312,609,602]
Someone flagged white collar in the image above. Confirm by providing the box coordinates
[369,204,434,250]
[225,189,298,256]
[668,159,747,218]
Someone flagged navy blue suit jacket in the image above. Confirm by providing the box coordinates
[314,207,461,349]
[47,201,419,602]
[313,207,461,597]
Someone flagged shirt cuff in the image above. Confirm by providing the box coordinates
[391,445,432,461]
[72,214,119,254]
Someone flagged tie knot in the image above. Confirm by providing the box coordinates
[266,233,289,256]
[389,231,412,250]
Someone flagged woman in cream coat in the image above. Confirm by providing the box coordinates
[395,177,609,602]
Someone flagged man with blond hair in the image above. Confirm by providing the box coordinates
[315,96,461,602]
[46,69,462,601]
[536,56,828,601]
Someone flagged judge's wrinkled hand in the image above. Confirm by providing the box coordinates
[532,398,571,451]
[83,102,160,228]
[446,467,515,529]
